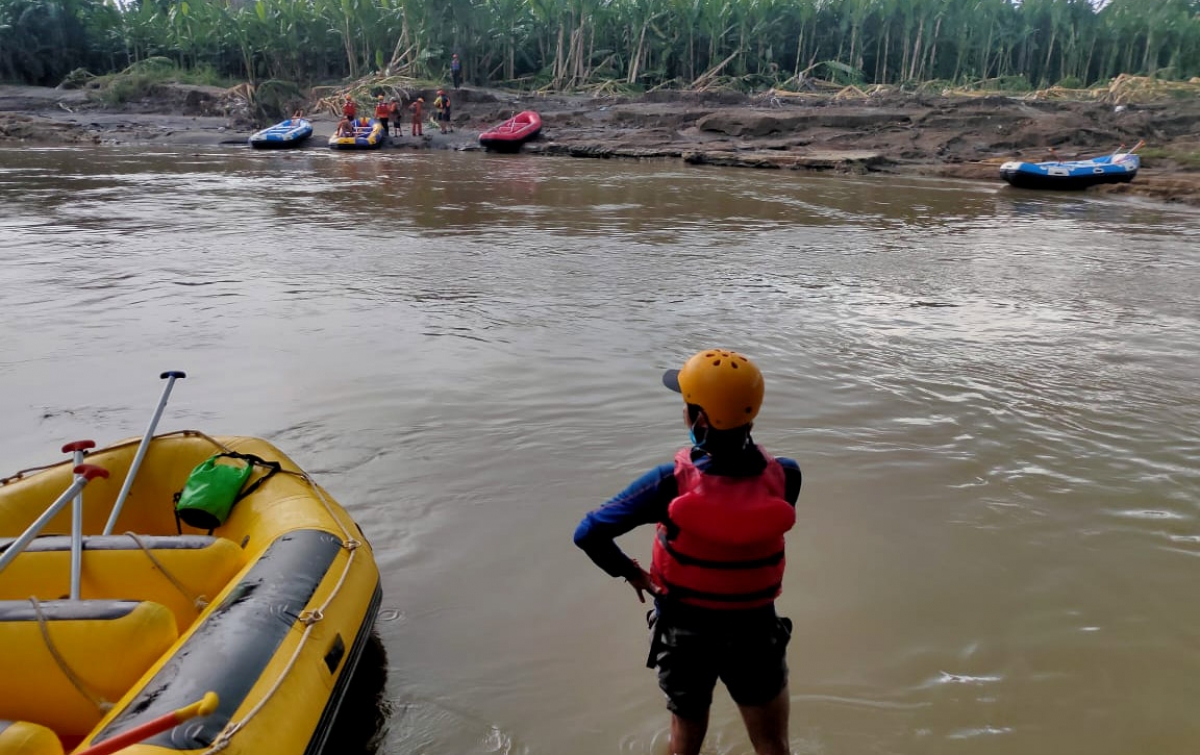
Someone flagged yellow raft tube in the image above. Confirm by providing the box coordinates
[328,118,385,150]
[0,431,382,755]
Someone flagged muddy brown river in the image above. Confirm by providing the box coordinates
[2,146,1199,755]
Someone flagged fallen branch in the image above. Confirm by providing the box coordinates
[691,50,741,90]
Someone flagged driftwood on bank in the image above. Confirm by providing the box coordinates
[683,149,887,172]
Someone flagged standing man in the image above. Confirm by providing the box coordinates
[389,98,402,134]
[409,97,424,136]
[374,94,391,138]
[433,89,452,133]
[574,349,801,755]
[451,53,463,89]
[342,96,357,125]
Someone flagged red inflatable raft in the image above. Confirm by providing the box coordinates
[479,111,542,153]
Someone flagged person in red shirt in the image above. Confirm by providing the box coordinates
[342,97,357,125]
[409,97,424,136]
[373,94,391,137]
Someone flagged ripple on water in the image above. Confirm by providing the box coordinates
[947,725,1015,739]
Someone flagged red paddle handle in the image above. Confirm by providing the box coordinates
[73,464,109,481]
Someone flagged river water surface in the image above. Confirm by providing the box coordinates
[2,146,1199,755]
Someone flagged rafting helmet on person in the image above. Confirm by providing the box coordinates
[662,349,764,430]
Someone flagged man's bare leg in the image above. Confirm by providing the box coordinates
[737,687,790,755]
[670,710,709,755]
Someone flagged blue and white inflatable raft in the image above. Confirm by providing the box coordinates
[248,118,314,149]
[1000,152,1139,190]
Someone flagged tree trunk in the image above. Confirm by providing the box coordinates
[387,12,410,72]
[882,28,890,84]
[794,23,805,81]
[343,16,356,78]
[1042,27,1057,85]
[923,15,942,81]
[628,19,648,84]
[554,21,565,86]
[908,16,924,81]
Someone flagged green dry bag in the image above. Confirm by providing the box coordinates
[175,452,280,531]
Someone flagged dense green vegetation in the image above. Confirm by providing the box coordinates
[2,0,1199,91]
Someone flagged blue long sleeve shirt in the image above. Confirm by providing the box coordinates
[574,445,802,581]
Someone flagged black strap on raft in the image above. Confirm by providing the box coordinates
[225,452,282,502]
[173,453,282,535]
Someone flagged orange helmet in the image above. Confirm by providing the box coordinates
[662,349,764,430]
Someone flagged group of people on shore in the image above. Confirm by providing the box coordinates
[334,90,453,139]
[325,52,462,140]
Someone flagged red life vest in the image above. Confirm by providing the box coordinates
[651,447,795,610]
[343,102,356,118]
[374,102,390,119]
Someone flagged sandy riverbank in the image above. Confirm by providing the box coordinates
[3,83,1199,205]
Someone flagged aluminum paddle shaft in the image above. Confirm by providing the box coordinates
[0,465,109,575]
[103,371,186,535]
[62,439,96,600]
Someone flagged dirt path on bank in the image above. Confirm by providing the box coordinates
[3,83,1199,205]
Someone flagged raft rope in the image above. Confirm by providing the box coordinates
[1,430,227,485]
[184,433,361,754]
[124,531,209,612]
[29,597,114,715]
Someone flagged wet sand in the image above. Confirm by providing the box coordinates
[3,83,1199,205]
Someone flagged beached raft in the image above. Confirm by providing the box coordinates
[248,118,313,149]
[328,119,385,150]
[479,111,542,153]
[1000,152,1140,190]
[0,431,381,755]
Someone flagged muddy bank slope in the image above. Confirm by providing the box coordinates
[2,84,1198,205]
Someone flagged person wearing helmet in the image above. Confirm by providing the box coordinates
[574,349,801,755]
[433,89,452,133]
[373,94,391,138]
[342,96,357,124]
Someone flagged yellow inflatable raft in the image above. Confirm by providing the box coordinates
[328,118,385,150]
[0,431,382,755]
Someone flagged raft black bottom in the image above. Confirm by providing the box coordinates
[1001,170,1138,191]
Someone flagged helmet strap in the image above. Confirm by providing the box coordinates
[687,405,754,454]
[686,405,710,450]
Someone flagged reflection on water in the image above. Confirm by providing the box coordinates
[2,146,1200,755]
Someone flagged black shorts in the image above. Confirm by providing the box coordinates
[647,603,792,719]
